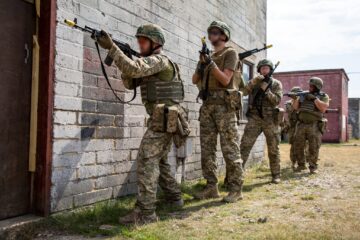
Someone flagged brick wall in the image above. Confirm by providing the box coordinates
[51,0,267,212]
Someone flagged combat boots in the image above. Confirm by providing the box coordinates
[271,174,281,184]
[119,208,158,225]
[294,165,307,172]
[166,198,184,208]
[194,184,220,199]
[309,167,319,174]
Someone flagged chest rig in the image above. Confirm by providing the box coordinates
[139,56,184,104]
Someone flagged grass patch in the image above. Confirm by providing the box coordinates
[301,195,316,201]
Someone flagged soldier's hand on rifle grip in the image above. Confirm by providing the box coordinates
[290,94,298,100]
[199,53,212,65]
[250,75,264,85]
[305,93,317,101]
[96,30,114,50]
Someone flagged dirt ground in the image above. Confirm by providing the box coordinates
[16,142,360,240]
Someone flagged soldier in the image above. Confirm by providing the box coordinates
[292,77,329,174]
[96,24,190,224]
[240,59,283,184]
[283,86,302,170]
[192,21,244,202]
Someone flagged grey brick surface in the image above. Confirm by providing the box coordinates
[51,0,267,212]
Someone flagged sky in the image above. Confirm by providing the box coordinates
[267,0,360,97]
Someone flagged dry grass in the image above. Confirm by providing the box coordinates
[27,141,360,240]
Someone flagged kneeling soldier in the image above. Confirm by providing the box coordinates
[192,21,244,202]
[292,77,329,174]
[97,24,190,224]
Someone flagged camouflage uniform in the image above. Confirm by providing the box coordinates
[284,100,310,168]
[293,77,329,172]
[240,60,283,182]
[104,24,189,221]
[196,21,244,200]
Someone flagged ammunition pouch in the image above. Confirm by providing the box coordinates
[149,104,190,147]
[318,118,328,135]
[224,89,243,112]
[272,108,284,126]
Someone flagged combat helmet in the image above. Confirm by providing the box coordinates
[290,86,302,93]
[136,24,165,46]
[257,59,274,72]
[309,77,323,90]
[207,21,231,41]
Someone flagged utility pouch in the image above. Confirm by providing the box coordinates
[150,104,165,132]
[174,106,191,147]
[318,118,328,135]
[224,89,243,111]
[166,106,179,133]
[273,108,285,126]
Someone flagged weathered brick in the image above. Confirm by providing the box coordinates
[96,127,126,139]
[77,164,114,179]
[53,152,96,168]
[95,174,128,189]
[74,188,113,207]
[96,150,130,163]
[54,111,77,125]
[54,125,81,139]
[97,101,124,115]
[79,113,114,126]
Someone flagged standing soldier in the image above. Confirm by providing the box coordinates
[240,59,283,184]
[96,24,190,224]
[292,77,329,174]
[283,86,302,170]
[192,21,244,203]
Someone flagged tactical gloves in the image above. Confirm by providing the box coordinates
[199,53,212,65]
[250,75,265,85]
[306,93,317,101]
[96,30,114,50]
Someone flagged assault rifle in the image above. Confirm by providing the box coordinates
[239,44,273,60]
[64,18,140,62]
[198,37,211,101]
[64,18,141,104]
[283,91,326,103]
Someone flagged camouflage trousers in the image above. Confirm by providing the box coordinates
[293,122,322,169]
[135,128,181,215]
[289,126,309,165]
[199,103,244,191]
[240,113,281,176]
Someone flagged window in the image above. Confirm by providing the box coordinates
[241,61,254,120]
[242,61,254,83]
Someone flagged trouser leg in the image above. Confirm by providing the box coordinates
[135,129,171,215]
[217,107,244,191]
[200,104,219,186]
[293,123,307,167]
[240,117,262,168]
[158,144,182,201]
[263,123,281,176]
[307,123,322,170]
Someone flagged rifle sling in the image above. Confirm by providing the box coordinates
[95,42,137,104]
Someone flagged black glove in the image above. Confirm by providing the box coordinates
[305,93,317,101]
[199,53,212,65]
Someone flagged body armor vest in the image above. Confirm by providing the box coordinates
[140,56,184,104]
[298,96,324,122]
